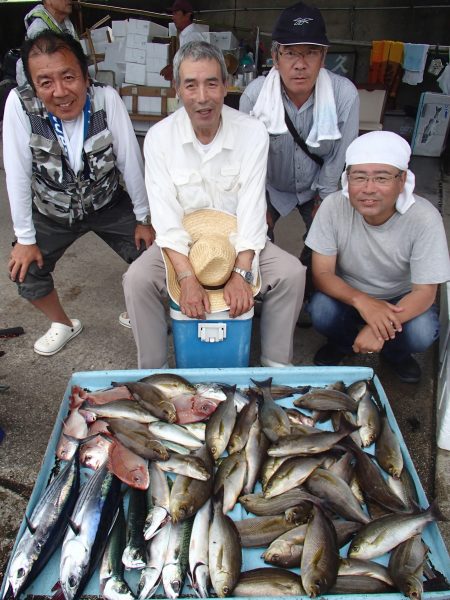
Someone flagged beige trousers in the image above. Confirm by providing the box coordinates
[123,241,305,369]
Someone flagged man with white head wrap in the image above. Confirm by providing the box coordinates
[305,130,450,383]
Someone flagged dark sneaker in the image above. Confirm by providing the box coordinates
[381,354,421,384]
[314,343,346,366]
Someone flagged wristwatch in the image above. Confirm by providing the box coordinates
[232,267,253,284]
[137,215,152,226]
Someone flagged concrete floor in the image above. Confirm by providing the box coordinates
[0,129,449,586]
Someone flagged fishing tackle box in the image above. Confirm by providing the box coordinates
[170,301,253,368]
[2,366,450,600]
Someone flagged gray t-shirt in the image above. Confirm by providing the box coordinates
[305,191,450,299]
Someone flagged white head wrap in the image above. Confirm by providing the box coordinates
[341,131,416,214]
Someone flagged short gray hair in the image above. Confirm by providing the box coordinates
[173,41,228,89]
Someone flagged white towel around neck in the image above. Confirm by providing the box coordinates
[250,66,341,147]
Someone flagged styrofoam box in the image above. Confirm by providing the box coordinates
[412,92,450,157]
[128,17,150,37]
[149,21,169,37]
[146,56,167,73]
[170,305,253,368]
[146,72,171,87]
[125,47,146,65]
[90,25,112,42]
[121,94,162,115]
[104,40,126,64]
[210,31,239,50]
[146,42,170,60]
[92,40,110,54]
[168,22,177,37]
[2,366,450,600]
[112,19,128,37]
[126,32,147,50]
[125,62,146,85]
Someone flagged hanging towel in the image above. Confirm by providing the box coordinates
[402,43,429,85]
[250,67,286,134]
[250,67,341,147]
[305,68,341,147]
[386,41,404,98]
[369,41,391,84]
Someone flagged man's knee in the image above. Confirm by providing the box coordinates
[308,291,341,327]
[15,266,54,301]
[402,307,440,352]
[279,252,307,291]
[122,248,161,297]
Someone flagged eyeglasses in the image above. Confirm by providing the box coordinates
[348,172,403,187]
[278,48,324,63]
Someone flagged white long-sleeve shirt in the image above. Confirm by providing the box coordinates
[143,104,269,257]
[3,85,149,245]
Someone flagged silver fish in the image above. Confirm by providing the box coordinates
[81,399,158,423]
[118,381,177,423]
[349,500,444,560]
[235,514,298,548]
[388,534,429,600]
[375,406,404,478]
[179,422,206,442]
[170,444,214,523]
[188,499,212,598]
[251,378,291,442]
[139,373,196,398]
[205,386,237,460]
[329,575,394,594]
[227,396,258,454]
[260,456,291,492]
[305,468,371,524]
[294,388,357,412]
[239,488,318,516]
[264,456,324,499]
[156,454,210,481]
[195,382,227,403]
[357,392,381,447]
[138,523,171,599]
[243,416,269,495]
[209,490,242,597]
[144,462,171,540]
[213,451,247,513]
[162,517,194,599]
[60,466,122,600]
[301,505,339,597]
[233,568,305,596]
[262,523,307,567]
[338,557,394,586]
[3,453,80,599]
[346,379,371,402]
[148,421,203,450]
[386,467,420,512]
[99,501,135,600]
[122,488,147,570]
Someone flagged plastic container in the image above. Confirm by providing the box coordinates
[2,366,450,600]
[170,302,253,368]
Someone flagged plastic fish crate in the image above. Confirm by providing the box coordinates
[2,366,450,600]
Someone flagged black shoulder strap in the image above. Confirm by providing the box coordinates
[284,108,324,167]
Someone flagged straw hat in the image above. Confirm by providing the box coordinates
[163,208,261,313]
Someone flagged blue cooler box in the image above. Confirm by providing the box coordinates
[170,302,253,368]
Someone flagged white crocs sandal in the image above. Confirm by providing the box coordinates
[34,319,83,356]
[119,312,132,329]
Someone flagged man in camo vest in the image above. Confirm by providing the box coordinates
[3,31,154,356]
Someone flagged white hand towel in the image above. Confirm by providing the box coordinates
[251,66,341,147]
[305,68,341,147]
[250,67,287,135]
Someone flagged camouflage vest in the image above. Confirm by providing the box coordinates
[16,82,120,224]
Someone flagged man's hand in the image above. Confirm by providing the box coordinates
[8,242,43,283]
[353,295,404,341]
[353,324,385,354]
[160,64,173,81]
[179,276,211,319]
[135,224,155,250]
[223,272,254,318]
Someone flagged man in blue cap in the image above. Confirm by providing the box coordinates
[240,2,359,295]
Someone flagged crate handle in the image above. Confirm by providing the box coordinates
[198,322,227,343]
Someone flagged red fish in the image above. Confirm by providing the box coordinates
[56,407,89,461]
[79,421,112,470]
[172,393,220,424]
[107,439,149,490]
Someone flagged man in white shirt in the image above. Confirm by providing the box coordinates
[160,0,204,81]
[123,41,306,369]
[3,31,154,356]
